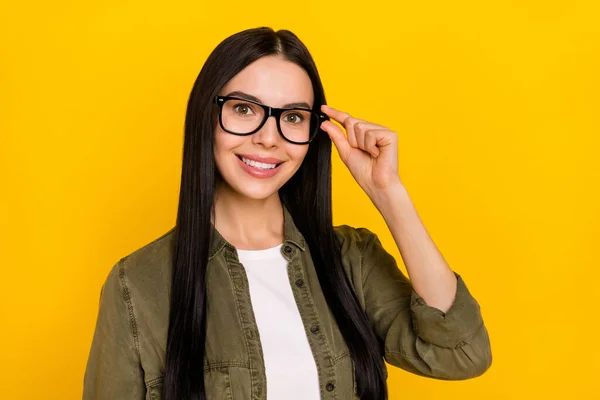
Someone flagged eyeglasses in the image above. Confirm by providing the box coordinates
[214,95,329,144]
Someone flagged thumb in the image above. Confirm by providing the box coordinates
[320,120,351,162]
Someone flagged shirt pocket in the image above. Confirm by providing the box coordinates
[204,367,233,400]
[333,353,389,400]
[144,368,234,400]
[146,378,163,400]
[333,352,360,400]
[228,365,253,400]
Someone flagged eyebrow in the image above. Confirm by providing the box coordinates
[225,91,312,109]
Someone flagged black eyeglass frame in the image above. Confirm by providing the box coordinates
[213,95,329,145]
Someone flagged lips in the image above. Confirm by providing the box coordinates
[235,153,284,165]
[236,154,284,179]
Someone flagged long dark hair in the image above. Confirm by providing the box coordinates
[165,27,387,400]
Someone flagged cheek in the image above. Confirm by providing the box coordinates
[287,145,309,165]
[213,129,243,158]
[213,131,239,178]
[282,146,309,179]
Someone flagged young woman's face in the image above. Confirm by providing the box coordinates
[213,55,314,200]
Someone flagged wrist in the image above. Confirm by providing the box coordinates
[368,181,410,213]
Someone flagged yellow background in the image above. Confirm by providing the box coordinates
[1,0,598,398]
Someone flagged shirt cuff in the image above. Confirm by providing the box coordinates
[410,271,484,349]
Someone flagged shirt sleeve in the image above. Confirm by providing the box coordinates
[83,260,146,399]
[355,227,492,380]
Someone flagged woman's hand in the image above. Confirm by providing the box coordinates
[320,105,402,197]
[321,105,461,318]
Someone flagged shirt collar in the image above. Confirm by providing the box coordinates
[208,203,306,259]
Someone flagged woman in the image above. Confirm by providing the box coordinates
[83,27,492,400]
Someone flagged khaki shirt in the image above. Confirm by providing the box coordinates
[83,205,492,399]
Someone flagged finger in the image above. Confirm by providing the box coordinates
[320,120,351,162]
[354,121,378,152]
[364,130,380,157]
[321,105,389,130]
[344,117,360,149]
[322,105,387,149]
[321,106,358,148]
[321,105,352,127]
[364,129,390,157]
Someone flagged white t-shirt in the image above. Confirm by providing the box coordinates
[236,243,321,400]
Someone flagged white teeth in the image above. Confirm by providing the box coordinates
[241,156,277,170]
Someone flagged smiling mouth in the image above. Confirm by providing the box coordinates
[236,155,285,170]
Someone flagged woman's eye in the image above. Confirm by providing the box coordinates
[233,103,254,115]
[284,113,304,124]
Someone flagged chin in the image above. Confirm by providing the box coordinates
[232,181,282,200]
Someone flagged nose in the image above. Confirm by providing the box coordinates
[252,115,280,147]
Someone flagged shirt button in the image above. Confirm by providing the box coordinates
[326,382,335,391]
[295,279,305,288]
[414,297,425,306]
[234,278,244,290]
[310,325,320,334]
[283,245,292,254]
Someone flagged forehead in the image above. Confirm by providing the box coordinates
[220,55,314,107]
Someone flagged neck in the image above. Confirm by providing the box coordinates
[212,180,285,250]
